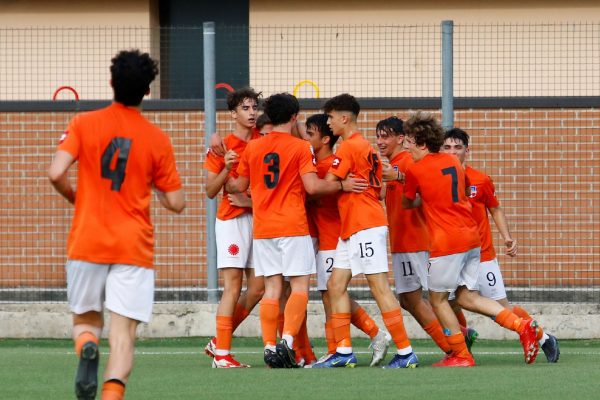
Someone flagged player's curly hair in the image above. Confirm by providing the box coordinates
[306,113,339,149]
[403,111,444,153]
[263,93,300,125]
[445,128,470,146]
[110,50,158,106]
[376,116,404,136]
[226,87,262,111]
[323,93,360,117]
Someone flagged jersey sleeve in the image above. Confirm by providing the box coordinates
[57,115,81,159]
[298,142,317,176]
[236,142,251,177]
[328,141,352,179]
[483,175,500,208]
[153,135,183,193]
[204,149,225,174]
[403,165,419,200]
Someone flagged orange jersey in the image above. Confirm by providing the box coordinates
[58,103,182,268]
[385,152,429,253]
[237,131,317,239]
[329,132,387,239]
[307,154,342,251]
[204,132,260,220]
[465,166,500,262]
[404,153,480,257]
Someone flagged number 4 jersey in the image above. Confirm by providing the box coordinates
[58,103,182,268]
[237,131,316,239]
[403,152,479,258]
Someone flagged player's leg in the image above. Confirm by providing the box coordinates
[102,312,138,400]
[66,260,109,400]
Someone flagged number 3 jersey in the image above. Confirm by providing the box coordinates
[403,152,479,257]
[328,132,387,240]
[58,103,182,268]
[237,131,316,239]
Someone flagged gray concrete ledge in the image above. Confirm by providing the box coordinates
[1,302,598,339]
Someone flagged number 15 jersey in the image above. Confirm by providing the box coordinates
[58,103,182,268]
[237,131,317,239]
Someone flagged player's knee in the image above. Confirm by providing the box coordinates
[326,279,345,296]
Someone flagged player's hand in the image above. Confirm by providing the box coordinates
[224,150,239,171]
[381,163,404,183]
[342,173,368,193]
[209,133,226,156]
[504,238,518,257]
[228,192,252,208]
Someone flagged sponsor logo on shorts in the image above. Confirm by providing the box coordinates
[228,244,240,256]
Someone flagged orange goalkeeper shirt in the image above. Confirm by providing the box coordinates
[58,103,182,268]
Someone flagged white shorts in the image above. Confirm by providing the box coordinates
[392,251,429,293]
[215,214,253,269]
[253,235,316,277]
[478,258,507,300]
[334,226,389,277]
[316,250,336,291]
[428,247,481,293]
[66,260,155,323]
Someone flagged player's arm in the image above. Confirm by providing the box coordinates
[209,133,226,157]
[401,193,421,209]
[226,175,250,194]
[48,150,76,204]
[206,149,238,198]
[156,189,186,214]
[228,193,252,208]
[304,171,368,196]
[489,206,518,257]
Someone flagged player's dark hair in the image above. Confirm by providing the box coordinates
[256,113,271,130]
[226,87,261,111]
[376,116,404,136]
[444,128,470,147]
[306,113,339,149]
[263,93,300,125]
[403,111,444,153]
[110,50,158,106]
[323,93,360,117]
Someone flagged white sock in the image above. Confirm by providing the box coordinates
[397,346,413,356]
[539,333,549,346]
[337,346,353,355]
[265,344,276,352]
[214,349,229,356]
[282,334,294,348]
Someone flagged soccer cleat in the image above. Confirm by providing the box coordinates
[75,341,99,400]
[464,327,479,353]
[204,337,217,358]
[369,330,391,367]
[541,334,560,363]
[212,354,250,368]
[382,352,419,369]
[305,353,333,368]
[264,348,285,369]
[433,353,475,367]
[312,352,357,368]
[518,319,540,364]
[275,339,299,368]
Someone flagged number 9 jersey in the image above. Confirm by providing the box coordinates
[58,103,182,268]
[236,131,317,239]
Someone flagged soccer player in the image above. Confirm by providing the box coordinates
[442,128,560,363]
[227,93,366,368]
[313,94,417,369]
[256,113,273,136]
[401,111,539,367]
[376,116,452,356]
[305,113,391,367]
[204,87,265,368]
[48,50,185,399]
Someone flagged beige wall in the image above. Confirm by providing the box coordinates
[250,0,600,25]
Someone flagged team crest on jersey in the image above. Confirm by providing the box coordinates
[228,244,240,256]
[469,185,477,198]
[58,130,68,144]
[332,157,341,169]
[393,165,399,172]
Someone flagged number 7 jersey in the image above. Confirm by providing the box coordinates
[403,152,479,257]
[58,103,182,268]
[236,131,317,239]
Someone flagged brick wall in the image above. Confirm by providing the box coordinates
[1,108,598,292]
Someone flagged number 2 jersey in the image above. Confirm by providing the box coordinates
[58,103,182,268]
[237,131,317,239]
[403,152,479,257]
[328,132,387,240]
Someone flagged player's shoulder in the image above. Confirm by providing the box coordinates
[466,166,491,184]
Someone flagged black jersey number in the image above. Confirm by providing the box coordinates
[368,153,381,187]
[101,137,132,191]
[325,257,334,273]
[441,166,459,203]
[263,152,280,189]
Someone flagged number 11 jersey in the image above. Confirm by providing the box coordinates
[58,103,182,268]
[237,131,317,239]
